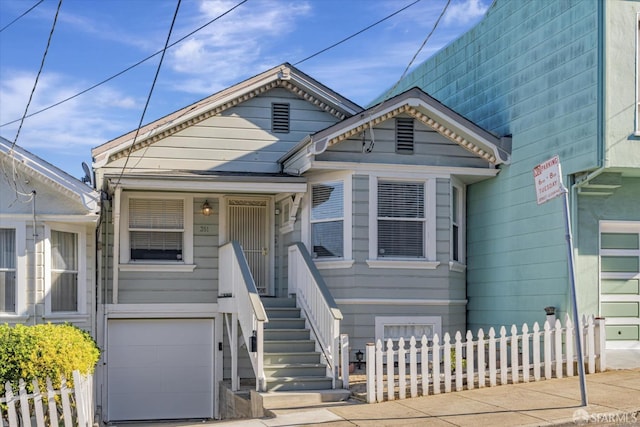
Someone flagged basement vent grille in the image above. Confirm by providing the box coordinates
[396,118,414,153]
[272,103,290,134]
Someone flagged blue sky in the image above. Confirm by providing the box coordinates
[0,0,489,180]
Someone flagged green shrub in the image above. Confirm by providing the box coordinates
[0,323,100,390]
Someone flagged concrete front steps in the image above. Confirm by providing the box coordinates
[260,297,350,410]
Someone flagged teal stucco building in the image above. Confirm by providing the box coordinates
[389,0,640,349]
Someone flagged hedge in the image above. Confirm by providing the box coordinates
[0,323,100,390]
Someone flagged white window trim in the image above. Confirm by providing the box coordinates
[303,172,353,268]
[44,223,87,315]
[636,13,640,135]
[119,192,194,269]
[0,221,27,318]
[375,316,442,344]
[367,173,437,266]
[450,178,466,268]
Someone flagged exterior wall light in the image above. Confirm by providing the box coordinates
[202,200,213,216]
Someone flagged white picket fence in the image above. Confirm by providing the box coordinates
[0,371,93,427]
[366,315,606,403]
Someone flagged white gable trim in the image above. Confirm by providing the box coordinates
[0,139,99,212]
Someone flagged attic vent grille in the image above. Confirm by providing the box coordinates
[272,103,290,134]
[396,118,414,154]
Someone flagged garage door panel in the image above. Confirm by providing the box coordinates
[107,319,215,421]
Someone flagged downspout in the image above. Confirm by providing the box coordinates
[31,190,37,325]
[112,186,122,304]
[568,0,607,316]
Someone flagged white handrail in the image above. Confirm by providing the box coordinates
[219,241,268,391]
[288,242,344,386]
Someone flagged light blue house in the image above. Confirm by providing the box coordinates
[387,0,640,349]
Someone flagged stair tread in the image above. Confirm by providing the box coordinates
[266,363,326,367]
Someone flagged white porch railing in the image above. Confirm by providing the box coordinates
[288,242,345,388]
[366,315,606,403]
[1,371,93,427]
[219,241,268,392]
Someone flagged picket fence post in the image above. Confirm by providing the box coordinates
[544,321,552,380]
[566,315,574,377]
[409,336,418,398]
[455,332,463,392]
[477,328,486,388]
[555,319,563,379]
[443,333,452,393]
[466,330,475,390]
[366,342,375,403]
[488,328,497,387]
[510,325,519,384]
[499,327,508,385]
[420,336,429,396]
[521,323,530,383]
[398,338,406,400]
[375,340,383,403]
[432,334,441,395]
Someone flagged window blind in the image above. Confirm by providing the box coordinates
[0,229,16,312]
[378,181,425,258]
[311,182,344,258]
[129,198,184,261]
[51,230,78,312]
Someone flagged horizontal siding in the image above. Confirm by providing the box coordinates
[114,197,219,304]
[103,88,339,174]
[318,114,489,168]
[340,303,466,358]
[388,0,601,332]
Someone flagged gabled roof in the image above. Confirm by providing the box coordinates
[92,63,363,167]
[282,87,511,166]
[0,137,99,212]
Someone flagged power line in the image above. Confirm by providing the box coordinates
[0,0,44,33]
[293,0,421,66]
[113,0,181,189]
[0,0,249,129]
[10,0,62,151]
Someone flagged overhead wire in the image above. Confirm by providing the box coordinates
[293,0,421,66]
[112,0,182,189]
[0,0,425,129]
[9,0,63,151]
[0,0,45,33]
[0,0,249,129]
[362,0,451,153]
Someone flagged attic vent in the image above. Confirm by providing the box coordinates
[272,103,290,133]
[396,118,414,154]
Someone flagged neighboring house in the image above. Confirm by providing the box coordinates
[386,0,640,349]
[0,137,99,333]
[91,63,510,422]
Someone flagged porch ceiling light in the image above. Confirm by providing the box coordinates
[202,200,213,216]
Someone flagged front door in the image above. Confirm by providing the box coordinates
[226,197,271,295]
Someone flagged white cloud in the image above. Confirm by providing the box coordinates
[0,71,139,152]
[167,0,311,93]
[444,0,489,26]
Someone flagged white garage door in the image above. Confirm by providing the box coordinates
[107,319,215,421]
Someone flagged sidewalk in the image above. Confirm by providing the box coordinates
[144,367,639,427]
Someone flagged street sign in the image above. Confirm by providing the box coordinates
[533,155,588,407]
[533,155,563,204]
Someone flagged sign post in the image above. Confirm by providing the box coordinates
[533,155,587,407]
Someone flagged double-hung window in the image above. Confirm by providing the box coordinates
[129,198,184,261]
[368,175,437,268]
[0,228,16,313]
[49,229,79,312]
[450,180,466,270]
[311,181,344,258]
[377,180,425,258]
[120,194,194,269]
